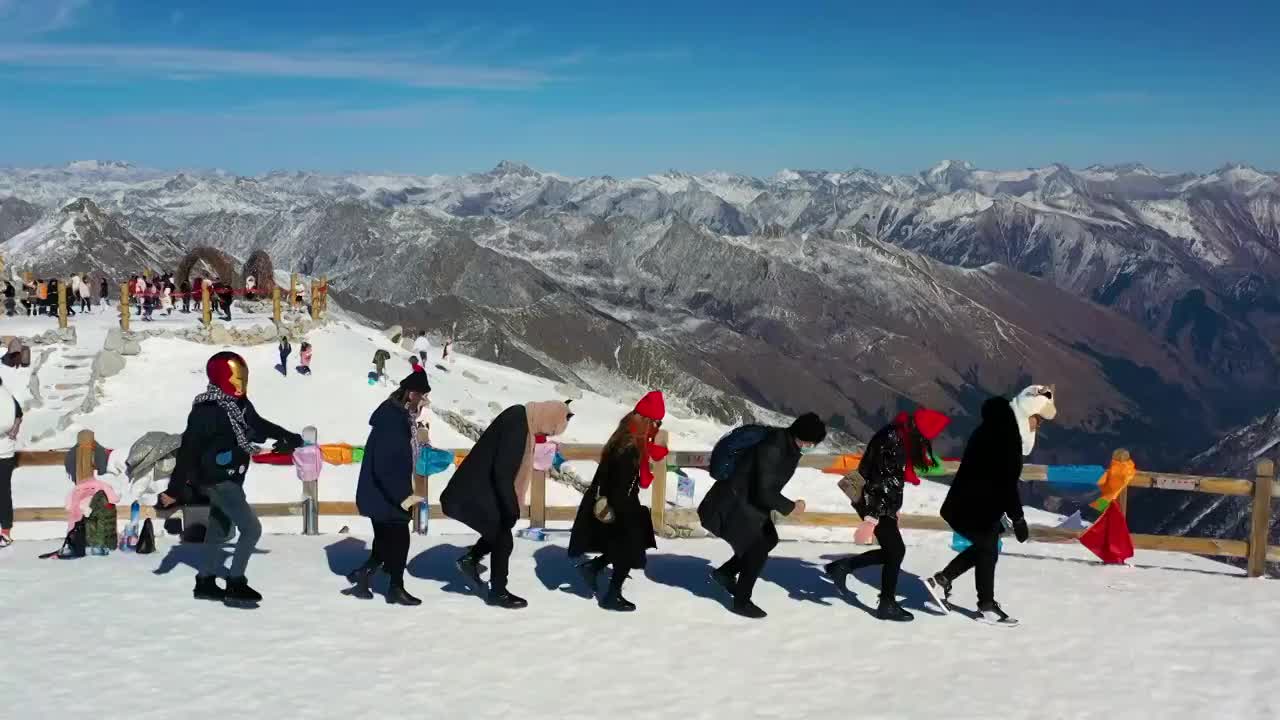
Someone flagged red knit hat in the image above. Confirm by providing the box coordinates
[634,390,665,421]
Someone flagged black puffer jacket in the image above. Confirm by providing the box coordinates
[697,427,800,555]
[167,398,297,502]
[941,397,1025,537]
[855,424,907,520]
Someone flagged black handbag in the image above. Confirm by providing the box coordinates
[136,518,156,554]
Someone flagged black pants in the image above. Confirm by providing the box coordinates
[833,516,906,600]
[279,350,290,374]
[79,297,90,312]
[371,521,410,585]
[719,522,779,602]
[585,550,633,594]
[0,456,15,530]
[470,532,514,591]
[940,526,1000,606]
[182,296,190,312]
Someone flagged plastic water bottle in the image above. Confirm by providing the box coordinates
[416,502,430,535]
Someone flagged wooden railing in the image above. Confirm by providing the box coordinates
[14,431,1279,576]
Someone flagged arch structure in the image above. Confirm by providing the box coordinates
[240,250,276,294]
[176,247,236,287]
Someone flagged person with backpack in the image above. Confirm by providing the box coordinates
[442,401,573,609]
[923,386,1055,627]
[348,372,432,605]
[172,351,303,606]
[824,408,950,622]
[0,377,23,548]
[569,391,666,611]
[697,413,827,618]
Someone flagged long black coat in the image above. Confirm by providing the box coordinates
[440,405,528,543]
[356,400,414,523]
[568,445,657,569]
[941,397,1025,538]
[856,424,907,520]
[697,427,800,555]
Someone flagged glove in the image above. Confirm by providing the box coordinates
[400,495,426,511]
[1013,518,1029,543]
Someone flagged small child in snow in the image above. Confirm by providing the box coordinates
[297,342,313,376]
[292,426,323,485]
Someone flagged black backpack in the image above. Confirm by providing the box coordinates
[135,519,156,554]
[40,519,87,559]
[708,425,770,482]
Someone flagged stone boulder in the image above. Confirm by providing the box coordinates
[103,327,124,352]
[208,324,233,346]
[120,339,142,356]
[92,350,125,378]
[383,325,403,343]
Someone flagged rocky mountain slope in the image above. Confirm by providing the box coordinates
[3,159,1278,464]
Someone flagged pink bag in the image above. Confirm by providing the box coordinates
[854,518,878,545]
[532,441,559,472]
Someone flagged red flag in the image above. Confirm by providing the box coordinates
[1079,503,1134,564]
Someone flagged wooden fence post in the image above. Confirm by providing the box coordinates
[1248,459,1275,577]
[530,470,547,529]
[650,430,670,536]
[310,281,319,321]
[75,429,95,484]
[290,273,299,310]
[119,284,130,331]
[57,282,68,329]
[272,287,281,324]
[319,276,328,318]
[201,284,212,327]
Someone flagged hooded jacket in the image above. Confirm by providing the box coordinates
[940,397,1025,537]
[356,399,414,522]
[697,426,802,555]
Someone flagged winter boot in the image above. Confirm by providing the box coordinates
[599,573,636,612]
[386,583,422,607]
[924,572,952,613]
[730,598,768,619]
[876,597,915,622]
[577,556,607,596]
[486,587,529,609]
[223,577,263,607]
[456,553,487,595]
[823,559,853,594]
[345,565,376,600]
[708,566,736,596]
[977,601,1019,627]
[193,575,225,602]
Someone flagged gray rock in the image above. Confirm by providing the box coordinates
[120,339,142,356]
[461,370,484,383]
[554,382,585,400]
[208,325,233,345]
[383,325,403,343]
[92,350,125,378]
[103,327,124,352]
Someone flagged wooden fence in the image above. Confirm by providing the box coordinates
[13,430,1279,577]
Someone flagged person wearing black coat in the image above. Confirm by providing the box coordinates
[569,391,666,612]
[172,352,302,607]
[698,412,827,619]
[442,401,571,609]
[925,396,1030,626]
[348,372,431,606]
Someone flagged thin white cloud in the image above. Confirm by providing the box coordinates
[0,0,90,35]
[0,42,548,89]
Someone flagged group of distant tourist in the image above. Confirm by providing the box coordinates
[2,274,109,317]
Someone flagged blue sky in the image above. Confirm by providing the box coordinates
[0,0,1277,177]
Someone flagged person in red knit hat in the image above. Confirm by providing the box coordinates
[824,407,950,622]
[568,390,669,611]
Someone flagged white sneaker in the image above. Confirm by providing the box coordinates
[977,602,1019,627]
[924,574,951,614]
[0,533,13,548]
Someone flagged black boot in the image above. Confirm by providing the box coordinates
[193,575,225,602]
[577,556,607,597]
[730,598,768,619]
[823,559,853,594]
[456,552,486,595]
[486,587,528,609]
[599,572,636,612]
[345,565,376,600]
[386,582,422,607]
[223,577,262,607]
[708,566,735,596]
[876,597,914,622]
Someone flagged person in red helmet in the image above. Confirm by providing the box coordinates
[172,351,302,607]
[569,390,669,611]
[825,407,950,622]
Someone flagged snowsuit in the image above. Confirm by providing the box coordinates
[937,397,1025,607]
[355,400,415,586]
[697,427,803,602]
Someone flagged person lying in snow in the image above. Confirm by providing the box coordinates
[925,384,1056,627]
[824,408,950,622]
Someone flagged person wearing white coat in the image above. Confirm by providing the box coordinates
[0,378,23,547]
[412,331,431,363]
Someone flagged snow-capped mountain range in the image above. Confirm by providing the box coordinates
[3,159,1279,469]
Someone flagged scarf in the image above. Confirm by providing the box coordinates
[193,384,256,455]
[893,408,950,486]
[637,421,669,489]
[893,413,923,486]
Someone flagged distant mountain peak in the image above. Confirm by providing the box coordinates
[489,160,540,178]
[65,160,134,172]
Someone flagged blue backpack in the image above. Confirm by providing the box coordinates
[708,425,769,482]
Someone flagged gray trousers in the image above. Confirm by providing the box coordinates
[201,481,262,578]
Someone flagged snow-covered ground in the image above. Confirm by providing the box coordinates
[0,533,1272,719]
